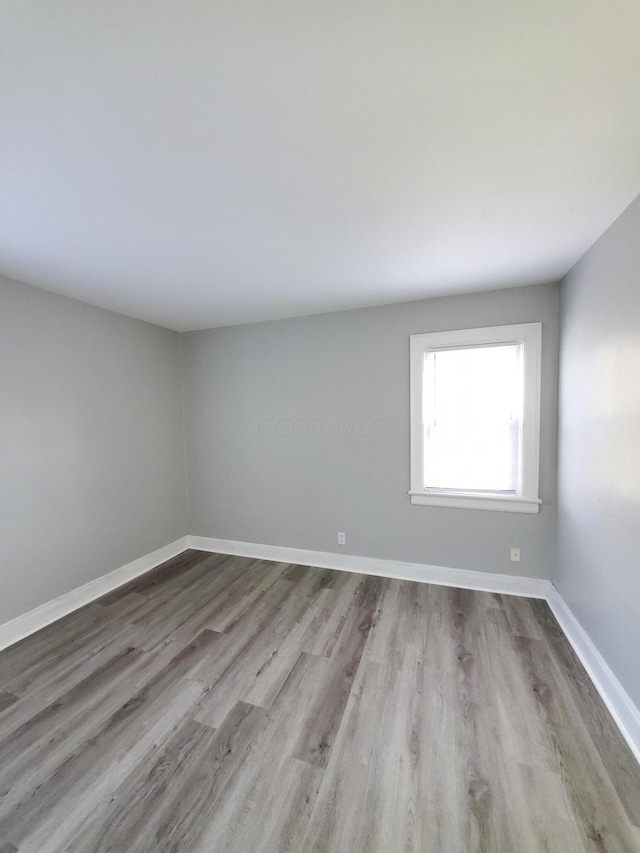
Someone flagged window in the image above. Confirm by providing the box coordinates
[409,323,542,513]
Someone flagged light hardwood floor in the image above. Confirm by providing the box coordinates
[0,550,639,852]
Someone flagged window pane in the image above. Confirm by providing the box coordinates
[423,343,523,492]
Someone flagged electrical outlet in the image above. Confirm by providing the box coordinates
[337,532,346,546]
[510,546,521,562]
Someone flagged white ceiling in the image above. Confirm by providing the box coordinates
[2,1,640,331]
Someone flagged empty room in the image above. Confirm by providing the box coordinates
[1,1,640,851]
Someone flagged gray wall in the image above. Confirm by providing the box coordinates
[0,274,561,628]
[183,283,560,579]
[555,195,640,708]
[0,277,187,624]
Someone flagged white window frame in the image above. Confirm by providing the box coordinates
[409,322,542,513]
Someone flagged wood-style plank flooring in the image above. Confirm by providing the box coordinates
[0,550,639,852]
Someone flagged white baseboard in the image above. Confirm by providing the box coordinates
[0,536,190,652]
[2,533,637,767]
[188,537,639,764]
[547,584,640,765]
[187,535,551,599]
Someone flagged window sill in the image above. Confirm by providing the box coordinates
[408,491,541,513]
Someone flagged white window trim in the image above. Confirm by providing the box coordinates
[409,322,542,513]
